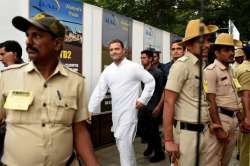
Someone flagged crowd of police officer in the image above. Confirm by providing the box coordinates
[163,19,250,166]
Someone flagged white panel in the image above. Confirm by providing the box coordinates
[0,0,29,68]
[229,19,240,40]
[83,3,92,99]
[83,3,103,113]
[132,20,144,64]
[162,31,171,63]
[143,25,163,51]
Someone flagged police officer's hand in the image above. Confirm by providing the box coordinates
[152,106,161,118]
[240,118,250,133]
[165,141,180,162]
[136,100,144,110]
[214,128,229,142]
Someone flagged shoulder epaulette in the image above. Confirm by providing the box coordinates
[206,63,215,70]
[177,56,189,62]
[63,66,85,78]
[1,63,28,72]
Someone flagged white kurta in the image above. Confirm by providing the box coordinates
[88,58,155,138]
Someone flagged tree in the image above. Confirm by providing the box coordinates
[85,0,250,41]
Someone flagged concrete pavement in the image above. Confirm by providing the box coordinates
[95,137,239,166]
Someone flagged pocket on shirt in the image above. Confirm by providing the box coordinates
[190,78,199,98]
[55,96,77,124]
[217,80,231,96]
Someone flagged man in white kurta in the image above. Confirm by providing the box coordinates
[88,39,155,166]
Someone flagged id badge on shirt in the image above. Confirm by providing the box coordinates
[3,90,34,111]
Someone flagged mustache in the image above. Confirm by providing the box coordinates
[26,44,39,53]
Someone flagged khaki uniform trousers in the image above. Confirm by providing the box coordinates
[173,121,209,166]
[239,133,250,166]
[206,114,238,166]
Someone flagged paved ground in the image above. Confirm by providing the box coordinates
[95,137,239,166]
[96,138,168,166]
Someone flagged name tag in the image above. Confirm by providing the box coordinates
[4,90,34,111]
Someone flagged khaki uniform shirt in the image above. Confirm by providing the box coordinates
[204,59,240,110]
[235,60,250,91]
[165,51,209,123]
[0,62,88,166]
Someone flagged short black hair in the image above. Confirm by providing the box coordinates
[108,39,124,49]
[243,45,250,60]
[154,51,161,57]
[2,40,23,64]
[141,49,153,58]
[171,39,186,50]
[171,39,182,45]
[145,47,161,56]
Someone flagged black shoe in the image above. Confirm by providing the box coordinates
[237,153,240,160]
[143,147,153,156]
[150,154,165,163]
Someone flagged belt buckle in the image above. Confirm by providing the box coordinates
[218,107,223,114]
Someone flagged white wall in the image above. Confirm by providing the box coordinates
[0,0,29,66]
[132,20,171,64]
[83,4,103,113]
[132,20,144,64]
[162,31,171,63]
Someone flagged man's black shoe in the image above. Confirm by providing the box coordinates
[237,153,240,160]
